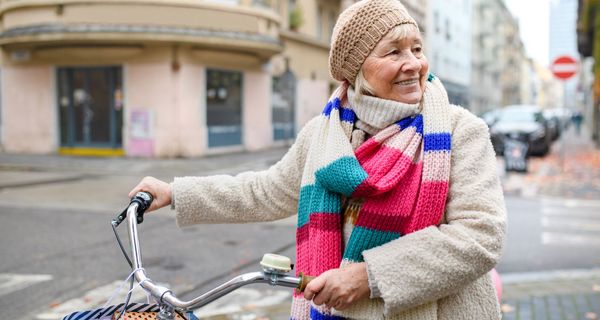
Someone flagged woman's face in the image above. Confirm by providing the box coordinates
[361,28,428,104]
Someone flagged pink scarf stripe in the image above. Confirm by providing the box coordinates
[352,145,422,197]
[422,152,452,181]
[405,181,450,233]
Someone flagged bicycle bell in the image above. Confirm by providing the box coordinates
[260,253,292,274]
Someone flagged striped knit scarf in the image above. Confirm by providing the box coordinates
[290,75,452,320]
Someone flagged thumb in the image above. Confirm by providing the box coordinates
[303,273,327,301]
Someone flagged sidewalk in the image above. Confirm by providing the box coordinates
[501,125,600,201]
[500,269,600,320]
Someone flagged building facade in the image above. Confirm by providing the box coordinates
[0,0,340,157]
[427,0,472,108]
[470,0,526,115]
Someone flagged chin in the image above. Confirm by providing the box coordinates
[396,95,422,104]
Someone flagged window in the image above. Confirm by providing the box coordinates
[57,67,123,148]
[206,69,243,148]
[272,69,296,141]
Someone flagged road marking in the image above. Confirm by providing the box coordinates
[542,217,600,232]
[193,288,291,318]
[542,206,600,218]
[0,273,53,296]
[541,197,600,208]
[541,232,600,246]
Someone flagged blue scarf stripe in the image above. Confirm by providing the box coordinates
[322,98,356,123]
[423,133,452,152]
[342,226,401,262]
[297,184,343,228]
[314,156,368,197]
[395,114,424,134]
[309,307,346,320]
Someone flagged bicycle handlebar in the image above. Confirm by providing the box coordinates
[122,194,312,314]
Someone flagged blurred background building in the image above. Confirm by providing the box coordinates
[0,0,592,157]
[578,0,600,146]
[0,0,338,157]
[427,0,472,107]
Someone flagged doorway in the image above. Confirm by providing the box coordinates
[57,66,123,155]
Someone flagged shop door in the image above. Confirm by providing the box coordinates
[206,69,242,148]
[57,67,123,152]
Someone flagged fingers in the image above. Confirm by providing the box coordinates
[304,264,370,310]
[303,272,327,301]
[128,176,172,212]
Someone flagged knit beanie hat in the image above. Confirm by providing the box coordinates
[329,0,419,84]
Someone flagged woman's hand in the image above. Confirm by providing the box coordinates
[303,262,371,310]
[128,176,172,212]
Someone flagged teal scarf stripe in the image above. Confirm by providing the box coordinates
[297,184,342,228]
[342,226,401,262]
[315,156,368,197]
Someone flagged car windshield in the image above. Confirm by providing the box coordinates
[498,109,539,123]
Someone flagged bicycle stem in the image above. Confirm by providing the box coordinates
[125,204,304,313]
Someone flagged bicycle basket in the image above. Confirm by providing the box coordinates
[62,303,197,320]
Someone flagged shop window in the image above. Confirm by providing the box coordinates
[57,67,123,148]
[272,70,296,141]
[206,69,243,148]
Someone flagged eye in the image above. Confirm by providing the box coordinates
[386,49,399,56]
[413,46,423,54]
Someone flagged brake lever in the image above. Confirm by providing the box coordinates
[112,192,154,226]
[131,191,154,224]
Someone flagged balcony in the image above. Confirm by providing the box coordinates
[0,0,283,58]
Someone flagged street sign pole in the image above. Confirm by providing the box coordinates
[551,55,578,175]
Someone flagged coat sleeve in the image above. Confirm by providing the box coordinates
[362,109,507,315]
[172,118,318,227]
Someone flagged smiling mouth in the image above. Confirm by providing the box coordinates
[394,79,419,86]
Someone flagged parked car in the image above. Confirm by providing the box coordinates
[542,110,561,141]
[481,109,502,128]
[490,105,552,156]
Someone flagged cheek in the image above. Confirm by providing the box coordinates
[419,59,429,76]
[419,59,429,86]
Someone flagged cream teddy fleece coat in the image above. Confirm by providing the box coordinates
[172,105,507,320]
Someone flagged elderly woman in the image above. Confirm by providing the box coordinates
[129,0,506,319]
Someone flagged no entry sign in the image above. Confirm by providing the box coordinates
[551,55,578,80]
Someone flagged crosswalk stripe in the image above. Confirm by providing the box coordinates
[541,199,600,246]
[0,273,53,297]
[541,217,600,232]
[542,206,600,218]
[541,197,600,208]
[541,232,600,246]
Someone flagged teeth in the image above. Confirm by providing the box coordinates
[396,79,418,85]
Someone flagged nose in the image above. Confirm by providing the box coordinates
[401,53,421,73]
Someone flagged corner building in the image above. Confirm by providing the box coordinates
[0,0,341,157]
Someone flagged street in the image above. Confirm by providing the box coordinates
[0,126,599,320]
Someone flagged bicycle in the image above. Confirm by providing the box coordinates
[63,192,314,320]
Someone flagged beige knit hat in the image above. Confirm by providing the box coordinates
[329,0,419,84]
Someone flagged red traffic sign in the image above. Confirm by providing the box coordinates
[551,55,578,80]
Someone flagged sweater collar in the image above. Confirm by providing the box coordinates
[347,87,421,135]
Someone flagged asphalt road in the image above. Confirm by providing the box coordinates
[0,204,296,320]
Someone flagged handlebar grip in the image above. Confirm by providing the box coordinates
[297,273,315,292]
[132,191,154,224]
